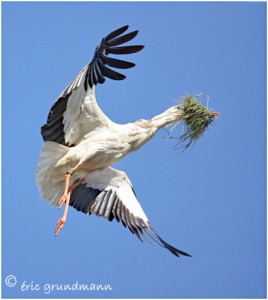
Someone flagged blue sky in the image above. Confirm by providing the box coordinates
[2,1,266,299]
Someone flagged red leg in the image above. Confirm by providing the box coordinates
[58,173,72,208]
[55,191,71,236]
[58,178,85,208]
[55,177,85,236]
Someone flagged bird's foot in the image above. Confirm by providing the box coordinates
[55,176,84,237]
[55,217,66,236]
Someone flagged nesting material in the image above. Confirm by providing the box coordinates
[171,95,218,150]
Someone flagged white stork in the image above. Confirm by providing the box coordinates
[36,25,213,257]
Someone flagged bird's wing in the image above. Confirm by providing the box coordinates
[69,167,191,257]
[41,25,144,147]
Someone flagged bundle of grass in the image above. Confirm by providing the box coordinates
[168,95,220,150]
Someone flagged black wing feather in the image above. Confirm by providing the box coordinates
[106,45,144,55]
[105,25,129,41]
[85,25,144,89]
[112,198,120,222]
[104,191,117,220]
[41,96,69,145]
[98,60,126,81]
[103,56,135,69]
[107,30,138,47]
[70,184,101,214]
[95,59,106,82]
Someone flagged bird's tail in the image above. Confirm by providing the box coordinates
[36,141,70,206]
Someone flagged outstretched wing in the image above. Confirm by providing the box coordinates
[41,25,144,147]
[69,167,191,257]
[84,25,144,89]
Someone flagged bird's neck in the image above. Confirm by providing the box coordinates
[129,105,183,152]
[150,106,183,129]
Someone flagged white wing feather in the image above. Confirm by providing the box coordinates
[61,69,113,146]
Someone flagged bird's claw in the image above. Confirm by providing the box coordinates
[55,217,66,236]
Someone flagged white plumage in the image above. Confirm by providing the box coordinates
[36,25,191,257]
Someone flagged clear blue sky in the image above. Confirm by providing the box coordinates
[2,1,266,299]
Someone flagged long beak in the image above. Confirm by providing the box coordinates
[211,111,220,117]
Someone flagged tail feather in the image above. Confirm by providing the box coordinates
[36,141,70,206]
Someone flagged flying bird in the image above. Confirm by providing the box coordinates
[37,25,218,257]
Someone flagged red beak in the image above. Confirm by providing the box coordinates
[211,111,220,117]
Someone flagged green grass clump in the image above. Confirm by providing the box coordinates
[178,95,217,149]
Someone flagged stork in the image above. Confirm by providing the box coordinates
[36,25,218,257]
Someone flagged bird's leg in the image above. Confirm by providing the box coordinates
[55,177,85,236]
[55,191,71,236]
[58,161,84,207]
[58,177,85,209]
[58,172,72,208]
